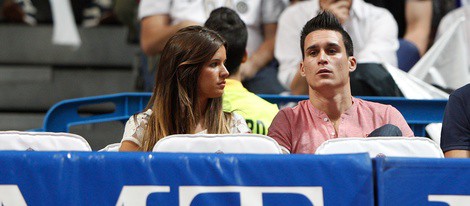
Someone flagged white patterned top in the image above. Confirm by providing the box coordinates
[120,109,251,147]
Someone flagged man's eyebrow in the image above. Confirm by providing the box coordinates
[327,42,340,47]
[305,45,319,51]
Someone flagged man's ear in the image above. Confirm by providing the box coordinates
[241,51,248,63]
[348,56,357,72]
[300,61,306,77]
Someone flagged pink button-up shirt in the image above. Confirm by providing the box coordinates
[268,98,414,154]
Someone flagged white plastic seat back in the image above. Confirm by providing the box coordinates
[315,137,444,158]
[153,134,283,154]
[425,123,442,145]
[99,143,121,152]
[0,131,91,151]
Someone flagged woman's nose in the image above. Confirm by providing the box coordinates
[220,65,229,78]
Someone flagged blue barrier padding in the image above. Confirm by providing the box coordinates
[0,152,373,206]
[375,157,470,206]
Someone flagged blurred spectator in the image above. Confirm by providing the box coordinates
[205,7,279,135]
[365,0,456,56]
[82,0,119,27]
[1,0,122,26]
[113,0,139,44]
[138,0,287,94]
[1,0,36,25]
[275,0,399,95]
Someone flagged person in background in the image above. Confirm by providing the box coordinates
[441,84,470,158]
[119,26,250,151]
[138,0,287,94]
[205,7,279,135]
[268,12,413,154]
[275,0,399,95]
[365,0,456,56]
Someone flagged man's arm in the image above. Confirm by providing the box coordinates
[385,106,414,137]
[240,23,277,80]
[445,150,470,158]
[140,15,198,56]
[441,90,470,157]
[267,110,292,154]
[403,0,432,56]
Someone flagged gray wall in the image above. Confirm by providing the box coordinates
[0,25,141,150]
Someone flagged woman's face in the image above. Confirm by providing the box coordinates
[197,46,229,100]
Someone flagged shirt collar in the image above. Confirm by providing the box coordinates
[306,96,357,117]
[225,79,246,92]
[226,79,243,87]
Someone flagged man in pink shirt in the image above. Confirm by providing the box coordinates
[268,11,413,154]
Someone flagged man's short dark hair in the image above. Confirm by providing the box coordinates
[300,11,354,58]
[205,7,248,74]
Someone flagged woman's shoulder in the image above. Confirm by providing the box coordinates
[228,112,251,134]
[121,109,153,147]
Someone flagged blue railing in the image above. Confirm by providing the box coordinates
[36,93,447,136]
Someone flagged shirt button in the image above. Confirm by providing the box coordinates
[331,132,335,136]
[323,118,329,122]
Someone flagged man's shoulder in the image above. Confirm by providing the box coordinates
[279,100,310,114]
[447,84,470,109]
[224,89,278,110]
[355,98,393,112]
[452,84,470,98]
[223,89,279,122]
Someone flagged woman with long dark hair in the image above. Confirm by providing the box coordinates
[119,26,250,151]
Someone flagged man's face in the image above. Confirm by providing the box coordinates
[319,0,352,24]
[300,30,356,91]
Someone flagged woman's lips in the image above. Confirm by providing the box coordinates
[218,80,226,87]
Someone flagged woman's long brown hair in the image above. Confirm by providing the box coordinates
[141,26,231,151]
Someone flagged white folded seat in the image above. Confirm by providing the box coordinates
[153,134,283,154]
[315,137,444,158]
[0,131,91,151]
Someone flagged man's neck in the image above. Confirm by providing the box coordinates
[308,87,353,121]
[228,72,242,81]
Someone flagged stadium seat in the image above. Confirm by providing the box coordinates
[153,134,284,154]
[36,92,151,132]
[315,137,444,158]
[0,131,91,151]
[36,93,447,139]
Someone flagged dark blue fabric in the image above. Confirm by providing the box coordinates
[441,84,470,152]
[397,39,421,72]
[242,59,286,94]
[369,124,403,137]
